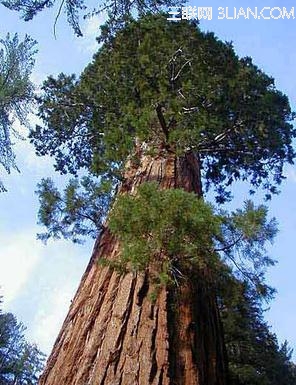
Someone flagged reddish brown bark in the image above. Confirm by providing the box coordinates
[38,147,228,385]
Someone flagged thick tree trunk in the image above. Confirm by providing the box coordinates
[38,147,228,385]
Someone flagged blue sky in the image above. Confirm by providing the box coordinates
[0,0,295,359]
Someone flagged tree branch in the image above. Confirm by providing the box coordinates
[171,60,191,82]
[214,235,243,252]
[156,104,169,141]
[53,0,66,39]
[182,106,199,114]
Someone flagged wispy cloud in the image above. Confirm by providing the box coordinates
[283,165,296,183]
[27,240,92,353]
[0,230,42,304]
[77,13,107,55]
[32,278,78,353]
[31,282,73,353]
[0,233,93,354]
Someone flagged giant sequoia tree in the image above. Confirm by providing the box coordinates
[31,15,295,385]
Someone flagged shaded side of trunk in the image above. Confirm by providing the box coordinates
[169,269,227,385]
[38,149,227,385]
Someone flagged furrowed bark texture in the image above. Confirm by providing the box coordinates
[38,148,227,385]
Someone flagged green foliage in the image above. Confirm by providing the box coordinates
[0,299,45,384]
[107,182,277,294]
[108,182,221,281]
[0,33,37,192]
[36,176,113,243]
[218,201,277,296]
[32,73,96,176]
[31,14,295,202]
[1,0,181,36]
[220,279,296,385]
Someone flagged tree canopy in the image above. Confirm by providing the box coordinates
[31,14,295,295]
[0,33,37,191]
[31,14,295,201]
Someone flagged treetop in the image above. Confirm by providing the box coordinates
[31,14,295,201]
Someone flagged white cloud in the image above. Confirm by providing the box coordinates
[31,71,46,90]
[0,228,92,355]
[283,165,296,183]
[26,240,92,354]
[0,230,42,304]
[33,283,75,354]
[78,13,107,54]
[16,140,53,176]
